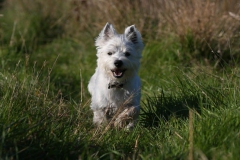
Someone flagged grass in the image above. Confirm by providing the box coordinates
[1,0,240,159]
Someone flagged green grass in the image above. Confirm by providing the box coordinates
[1,39,240,159]
[1,0,240,159]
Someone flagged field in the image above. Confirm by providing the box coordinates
[1,0,240,159]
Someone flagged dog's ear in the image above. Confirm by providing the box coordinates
[124,25,138,44]
[102,22,116,40]
[124,25,144,51]
[95,22,116,47]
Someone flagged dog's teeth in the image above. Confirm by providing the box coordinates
[113,70,123,77]
[115,71,122,76]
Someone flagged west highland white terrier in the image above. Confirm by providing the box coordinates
[88,22,144,129]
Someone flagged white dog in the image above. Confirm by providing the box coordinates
[88,22,144,129]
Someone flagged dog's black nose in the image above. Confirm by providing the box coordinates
[114,60,123,68]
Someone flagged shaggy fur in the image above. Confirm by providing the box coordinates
[88,22,144,129]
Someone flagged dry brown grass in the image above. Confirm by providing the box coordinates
[3,0,240,35]
[2,0,240,59]
[68,0,240,61]
[67,0,240,41]
[160,0,240,56]
[4,0,240,39]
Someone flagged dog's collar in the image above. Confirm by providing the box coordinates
[108,80,126,89]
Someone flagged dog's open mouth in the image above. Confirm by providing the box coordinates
[111,69,126,78]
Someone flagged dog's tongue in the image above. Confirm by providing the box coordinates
[114,70,123,76]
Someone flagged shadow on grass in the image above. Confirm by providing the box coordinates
[140,77,225,127]
[140,92,201,127]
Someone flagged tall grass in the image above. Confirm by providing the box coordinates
[1,0,240,159]
[1,55,240,159]
[1,0,240,62]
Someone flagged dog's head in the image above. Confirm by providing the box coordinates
[95,23,144,81]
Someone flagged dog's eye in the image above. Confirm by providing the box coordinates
[125,52,130,57]
[108,52,113,56]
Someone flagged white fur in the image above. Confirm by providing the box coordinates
[88,23,144,129]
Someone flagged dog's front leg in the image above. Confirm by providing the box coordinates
[114,106,140,130]
[93,110,107,126]
[125,106,140,130]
